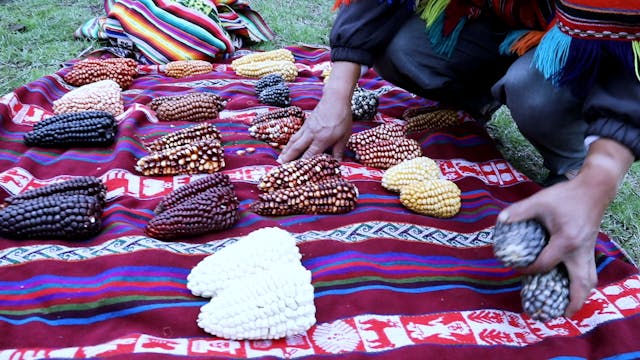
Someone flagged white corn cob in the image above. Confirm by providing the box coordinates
[187,227,302,297]
[53,79,124,116]
[197,262,316,340]
[382,156,442,192]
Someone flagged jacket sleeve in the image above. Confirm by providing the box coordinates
[330,0,414,66]
[584,63,640,160]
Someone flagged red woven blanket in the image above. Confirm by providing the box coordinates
[0,46,638,359]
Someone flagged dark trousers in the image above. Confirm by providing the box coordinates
[373,15,587,175]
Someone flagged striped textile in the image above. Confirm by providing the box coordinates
[0,46,639,359]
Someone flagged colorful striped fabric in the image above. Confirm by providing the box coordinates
[0,46,639,359]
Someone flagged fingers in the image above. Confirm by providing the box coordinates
[278,130,311,164]
[564,259,597,317]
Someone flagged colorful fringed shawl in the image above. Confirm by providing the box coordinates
[332,0,640,93]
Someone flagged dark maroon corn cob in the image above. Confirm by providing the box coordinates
[154,173,232,214]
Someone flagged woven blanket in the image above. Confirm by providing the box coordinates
[1,46,639,359]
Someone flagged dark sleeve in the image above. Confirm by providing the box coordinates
[584,61,640,159]
[330,0,414,66]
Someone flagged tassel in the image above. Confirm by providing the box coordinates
[532,25,572,85]
[417,0,451,27]
[511,30,545,56]
[332,0,352,11]
[425,12,466,57]
[557,38,603,96]
[633,41,640,81]
[499,30,529,56]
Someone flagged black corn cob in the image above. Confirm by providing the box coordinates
[351,87,379,122]
[258,83,290,107]
[3,176,107,207]
[24,111,117,148]
[0,194,103,240]
[154,173,232,214]
[255,73,285,94]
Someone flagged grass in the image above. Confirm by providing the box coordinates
[1,0,638,264]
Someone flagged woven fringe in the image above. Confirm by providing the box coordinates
[499,30,528,55]
[633,42,640,81]
[510,30,545,56]
[426,12,466,57]
[533,26,572,85]
[416,0,451,27]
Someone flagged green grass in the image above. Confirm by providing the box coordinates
[1,0,638,264]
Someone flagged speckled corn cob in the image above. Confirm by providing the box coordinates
[346,123,406,152]
[255,73,285,94]
[149,92,225,122]
[197,262,316,340]
[143,123,221,153]
[135,139,225,176]
[24,111,117,148]
[53,80,124,116]
[251,178,358,216]
[382,156,442,192]
[249,106,305,146]
[145,186,238,240]
[64,57,138,89]
[492,220,548,268]
[164,60,212,78]
[351,87,379,122]
[234,60,298,82]
[0,194,103,240]
[257,153,342,192]
[2,176,107,208]
[402,108,460,132]
[521,266,570,322]
[399,179,461,218]
[355,137,423,169]
[258,83,290,107]
[231,49,295,67]
[187,227,302,298]
[154,173,232,214]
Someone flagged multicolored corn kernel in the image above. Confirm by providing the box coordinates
[382,156,442,192]
[149,92,225,122]
[355,137,423,169]
[145,186,239,240]
[257,153,342,192]
[154,173,232,214]
[24,111,117,148]
[52,79,124,116]
[258,83,290,107]
[143,123,221,153]
[135,139,225,176]
[64,57,138,89]
[255,73,285,94]
[351,87,379,122]
[231,49,295,67]
[250,178,358,216]
[398,179,461,218]
[2,176,107,208]
[521,265,570,322]
[0,194,103,240]
[492,219,548,268]
[249,106,305,146]
[164,60,212,78]
[402,107,460,132]
[346,123,406,152]
[234,60,298,82]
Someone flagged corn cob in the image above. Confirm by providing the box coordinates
[382,156,442,192]
[0,194,103,240]
[234,60,298,82]
[251,178,358,216]
[143,123,221,154]
[135,139,225,176]
[321,66,331,84]
[24,111,118,148]
[351,87,379,122]
[197,262,316,340]
[164,60,212,78]
[258,83,290,107]
[402,108,460,132]
[231,49,295,67]
[154,173,232,214]
[249,106,305,146]
[53,79,124,116]
[257,153,342,192]
[399,179,461,218]
[355,137,423,169]
[255,73,286,94]
[64,57,138,89]
[2,176,107,208]
[145,186,239,240]
[346,123,406,152]
[492,220,548,268]
[187,227,302,298]
[521,266,570,322]
[149,92,225,122]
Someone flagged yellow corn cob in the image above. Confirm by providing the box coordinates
[234,60,298,82]
[231,49,295,68]
[382,157,442,192]
[399,179,461,218]
[164,60,212,78]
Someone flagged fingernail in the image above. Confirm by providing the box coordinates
[497,211,509,223]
